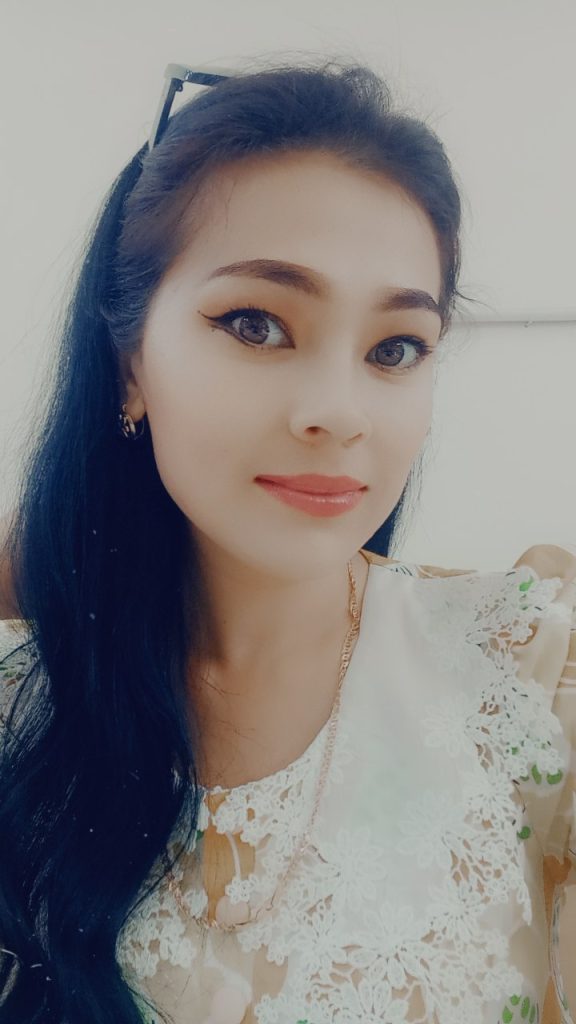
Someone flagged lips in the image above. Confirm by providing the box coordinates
[256,474,367,494]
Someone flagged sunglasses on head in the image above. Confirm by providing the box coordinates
[148,62,235,152]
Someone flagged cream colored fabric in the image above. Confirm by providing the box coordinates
[1,543,575,1024]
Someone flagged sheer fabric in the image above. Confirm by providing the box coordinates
[1,543,575,1024]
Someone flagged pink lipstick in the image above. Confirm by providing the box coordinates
[255,475,367,518]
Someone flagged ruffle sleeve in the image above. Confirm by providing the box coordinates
[505,544,576,1022]
[510,543,576,885]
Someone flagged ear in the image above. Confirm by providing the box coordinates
[118,350,147,421]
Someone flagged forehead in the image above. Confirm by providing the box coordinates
[177,150,443,301]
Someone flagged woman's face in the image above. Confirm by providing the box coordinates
[124,150,443,581]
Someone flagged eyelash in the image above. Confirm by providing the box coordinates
[203,304,434,375]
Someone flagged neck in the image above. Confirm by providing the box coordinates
[195,547,370,676]
[188,549,370,791]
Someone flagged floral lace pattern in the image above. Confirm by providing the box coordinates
[112,561,573,1024]
[1,555,575,1024]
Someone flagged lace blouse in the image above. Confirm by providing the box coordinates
[1,543,575,1024]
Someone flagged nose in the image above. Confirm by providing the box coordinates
[288,365,371,446]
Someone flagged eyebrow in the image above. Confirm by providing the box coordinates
[203,258,442,317]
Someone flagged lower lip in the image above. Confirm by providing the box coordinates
[256,480,365,517]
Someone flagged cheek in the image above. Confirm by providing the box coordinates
[141,356,255,513]
[376,378,433,455]
[367,381,433,513]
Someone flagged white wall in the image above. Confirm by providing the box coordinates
[1,0,575,1004]
[408,322,576,570]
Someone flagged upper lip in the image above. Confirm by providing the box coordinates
[256,474,367,494]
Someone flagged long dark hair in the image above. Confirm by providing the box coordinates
[0,57,465,1022]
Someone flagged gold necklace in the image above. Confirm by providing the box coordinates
[163,558,360,933]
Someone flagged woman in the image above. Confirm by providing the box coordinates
[0,58,575,1024]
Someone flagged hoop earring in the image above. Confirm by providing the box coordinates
[118,403,146,440]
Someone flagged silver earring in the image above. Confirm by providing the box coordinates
[118,403,146,440]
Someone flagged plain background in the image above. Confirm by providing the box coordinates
[1,0,575,1007]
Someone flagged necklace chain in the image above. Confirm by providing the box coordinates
[164,558,360,933]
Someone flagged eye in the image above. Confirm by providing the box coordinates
[201,304,434,374]
[370,337,433,374]
[203,305,287,349]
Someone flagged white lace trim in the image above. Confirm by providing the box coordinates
[115,563,570,1024]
